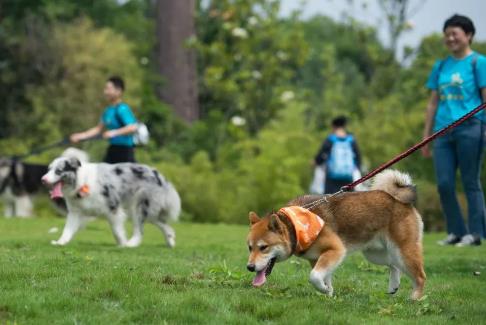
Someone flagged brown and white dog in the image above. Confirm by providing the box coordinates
[246,170,425,300]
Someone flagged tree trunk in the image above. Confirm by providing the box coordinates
[155,0,199,122]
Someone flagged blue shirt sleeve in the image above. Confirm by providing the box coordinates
[476,54,486,89]
[426,60,442,90]
[117,103,137,126]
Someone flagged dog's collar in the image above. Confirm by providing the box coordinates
[276,212,298,254]
[75,184,90,198]
[278,206,324,254]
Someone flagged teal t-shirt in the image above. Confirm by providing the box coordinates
[101,103,137,147]
[426,52,486,132]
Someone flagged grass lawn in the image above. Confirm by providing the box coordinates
[1,217,485,324]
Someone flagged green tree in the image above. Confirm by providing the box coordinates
[23,18,143,145]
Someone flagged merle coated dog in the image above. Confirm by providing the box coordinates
[42,157,181,247]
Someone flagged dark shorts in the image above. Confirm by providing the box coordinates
[104,145,136,164]
[325,178,351,194]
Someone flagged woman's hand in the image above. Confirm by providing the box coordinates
[421,143,432,158]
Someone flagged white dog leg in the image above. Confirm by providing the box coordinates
[4,201,14,218]
[154,221,176,248]
[324,273,334,297]
[3,190,14,218]
[309,248,345,296]
[52,213,84,245]
[14,195,33,218]
[309,269,333,296]
[126,219,144,248]
[108,211,128,247]
[388,265,401,294]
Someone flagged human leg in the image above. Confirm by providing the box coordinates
[455,120,486,239]
[433,134,467,238]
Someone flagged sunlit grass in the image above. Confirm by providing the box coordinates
[1,217,485,324]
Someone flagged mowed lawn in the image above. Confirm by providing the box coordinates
[1,217,486,324]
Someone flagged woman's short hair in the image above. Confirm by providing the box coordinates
[443,14,475,41]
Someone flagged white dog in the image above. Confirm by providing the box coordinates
[42,157,181,248]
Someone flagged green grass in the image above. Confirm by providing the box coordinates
[1,218,485,324]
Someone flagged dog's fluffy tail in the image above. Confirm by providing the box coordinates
[370,169,416,204]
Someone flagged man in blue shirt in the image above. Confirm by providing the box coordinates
[70,76,138,163]
[422,15,486,247]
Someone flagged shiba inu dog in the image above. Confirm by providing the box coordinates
[246,170,425,300]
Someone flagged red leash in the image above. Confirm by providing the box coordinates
[341,102,486,192]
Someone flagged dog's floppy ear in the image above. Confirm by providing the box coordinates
[66,157,81,170]
[249,211,260,226]
[268,214,282,232]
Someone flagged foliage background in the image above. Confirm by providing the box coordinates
[1,0,486,228]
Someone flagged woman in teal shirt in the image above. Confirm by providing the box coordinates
[70,76,138,163]
[422,15,486,246]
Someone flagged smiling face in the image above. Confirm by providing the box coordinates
[246,212,292,287]
[443,26,472,56]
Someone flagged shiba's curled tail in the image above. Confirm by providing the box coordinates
[370,169,416,204]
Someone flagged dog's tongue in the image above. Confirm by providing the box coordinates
[252,269,267,287]
[50,182,64,199]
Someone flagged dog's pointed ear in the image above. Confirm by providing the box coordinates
[249,211,260,226]
[268,214,282,232]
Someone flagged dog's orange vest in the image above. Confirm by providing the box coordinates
[279,206,324,253]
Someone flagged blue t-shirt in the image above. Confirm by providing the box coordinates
[426,52,486,132]
[101,103,137,146]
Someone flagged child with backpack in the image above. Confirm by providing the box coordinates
[313,116,361,194]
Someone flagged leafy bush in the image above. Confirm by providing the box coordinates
[154,102,319,224]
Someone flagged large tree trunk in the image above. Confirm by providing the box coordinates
[156,0,199,122]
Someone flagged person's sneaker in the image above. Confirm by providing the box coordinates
[455,234,481,247]
[437,234,461,246]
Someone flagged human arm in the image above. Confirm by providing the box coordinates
[314,138,332,166]
[102,104,138,139]
[102,124,137,139]
[70,124,104,143]
[421,91,439,158]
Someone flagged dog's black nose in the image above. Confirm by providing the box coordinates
[247,264,255,272]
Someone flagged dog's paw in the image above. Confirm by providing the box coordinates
[51,239,66,246]
[388,287,399,295]
[166,237,176,248]
[125,239,142,248]
[325,286,334,297]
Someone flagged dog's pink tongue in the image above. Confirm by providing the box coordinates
[252,270,267,287]
[50,182,64,199]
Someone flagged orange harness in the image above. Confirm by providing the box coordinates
[279,206,324,253]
